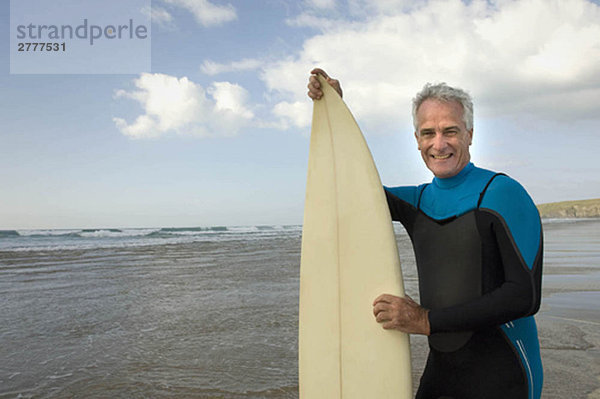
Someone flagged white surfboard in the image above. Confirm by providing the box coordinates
[299,75,413,398]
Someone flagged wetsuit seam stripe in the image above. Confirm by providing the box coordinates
[416,184,428,210]
[530,228,544,314]
[499,326,530,398]
[534,228,543,266]
[516,339,534,399]
[322,94,343,399]
[477,172,507,208]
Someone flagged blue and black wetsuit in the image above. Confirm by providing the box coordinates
[384,162,543,399]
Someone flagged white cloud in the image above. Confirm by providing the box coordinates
[346,0,425,16]
[201,58,262,75]
[161,0,236,27]
[272,101,312,130]
[142,5,174,27]
[305,0,337,9]
[113,73,253,139]
[210,82,253,117]
[285,13,341,29]
[261,0,600,130]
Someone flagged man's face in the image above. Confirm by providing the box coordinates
[414,99,473,179]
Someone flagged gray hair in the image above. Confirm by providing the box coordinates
[412,83,473,131]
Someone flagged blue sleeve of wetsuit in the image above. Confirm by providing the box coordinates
[428,177,543,333]
[482,176,542,271]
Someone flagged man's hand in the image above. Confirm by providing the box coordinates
[373,294,431,336]
[307,68,343,100]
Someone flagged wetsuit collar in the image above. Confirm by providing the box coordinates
[433,162,475,189]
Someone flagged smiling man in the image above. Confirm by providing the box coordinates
[308,70,544,399]
[414,93,473,178]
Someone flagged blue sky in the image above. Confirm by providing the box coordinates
[1,0,599,229]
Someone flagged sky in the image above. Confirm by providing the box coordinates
[1,0,599,229]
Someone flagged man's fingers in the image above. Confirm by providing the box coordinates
[383,322,394,330]
[327,78,340,88]
[373,304,380,316]
[373,302,389,316]
[310,67,330,79]
[308,75,320,88]
[307,75,323,100]
[373,293,395,306]
[375,310,392,323]
[309,68,342,98]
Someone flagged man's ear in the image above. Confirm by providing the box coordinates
[468,129,473,145]
[414,131,420,150]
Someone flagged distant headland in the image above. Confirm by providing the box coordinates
[537,198,600,219]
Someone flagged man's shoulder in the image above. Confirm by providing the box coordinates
[482,173,534,208]
[467,164,531,201]
[478,171,542,268]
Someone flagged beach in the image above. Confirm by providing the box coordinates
[535,219,600,399]
[1,219,599,398]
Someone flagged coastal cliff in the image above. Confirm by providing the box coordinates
[537,198,600,219]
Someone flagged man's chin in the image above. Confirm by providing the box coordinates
[428,164,458,179]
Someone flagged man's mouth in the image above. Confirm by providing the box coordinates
[431,154,452,160]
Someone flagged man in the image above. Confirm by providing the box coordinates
[307,68,543,399]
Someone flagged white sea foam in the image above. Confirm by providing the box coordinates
[78,228,161,238]
[542,217,600,224]
[0,225,302,252]
[17,229,81,237]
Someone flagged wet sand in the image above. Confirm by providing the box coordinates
[537,277,600,398]
[538,219,600,399]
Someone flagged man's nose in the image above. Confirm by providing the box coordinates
[432,132,447,151]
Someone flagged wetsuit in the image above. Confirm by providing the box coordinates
[384,162,543,399]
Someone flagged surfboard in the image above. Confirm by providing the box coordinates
[299,75,413,398]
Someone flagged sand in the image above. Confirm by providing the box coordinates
[537,275,600,398]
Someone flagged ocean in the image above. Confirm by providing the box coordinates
[1,219,599,398]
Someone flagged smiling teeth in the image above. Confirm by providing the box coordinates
[432,154,451,159]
